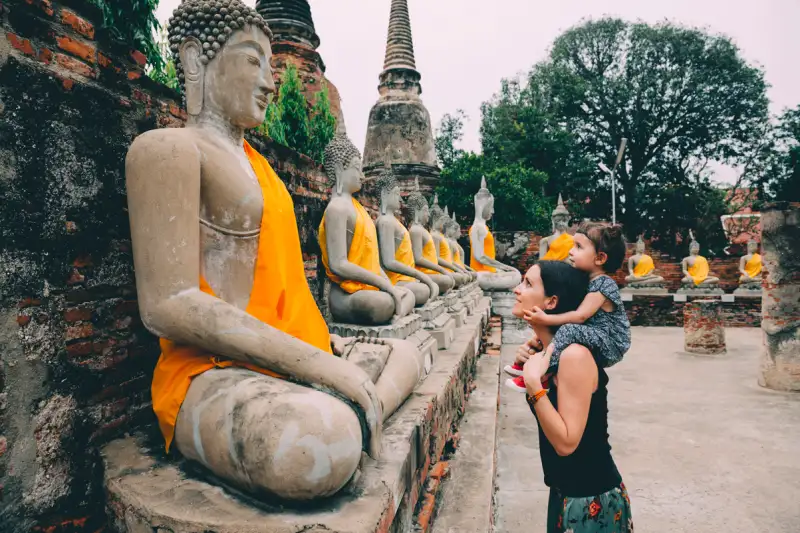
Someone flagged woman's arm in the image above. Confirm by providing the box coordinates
[525,292,606,327]
[525,345,597,456]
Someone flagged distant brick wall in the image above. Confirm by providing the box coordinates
[0,2,365,531]
[626,295,761,328]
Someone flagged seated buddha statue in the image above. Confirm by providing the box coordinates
[319,132,416,325]
[374,167,439,306]
[624,236,665,288]
[445,211,477,282]
[406,179,457,295]
[125,0,423,502]
[469,177,521,291]
[738,239,762,290]
[539,194,574,261]
[680,232,721,290]
[429,199,470,287]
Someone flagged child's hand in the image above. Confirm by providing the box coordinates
[523,306,554,327]
[523,350,551,392]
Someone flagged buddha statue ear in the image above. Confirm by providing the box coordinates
[180,38,205,117]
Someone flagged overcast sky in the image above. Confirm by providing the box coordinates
[157,0,800,181]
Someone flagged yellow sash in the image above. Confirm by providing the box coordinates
[416,231,440,275]
[542,232,574,261]
[435,232,454,272]
[745,253,762,278]
[470,227,497,273]
[319,198,382,293]
[387,227,416,284]
[633,254,655,277]
[453,244,464,267]
[688,256,710,285]
[152,140,332,452]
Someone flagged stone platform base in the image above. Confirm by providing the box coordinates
[486,290,529,346]
[621,286,668,299]
[676,287,724,297]
[102,298,491,533]
[733,287,762,297]
[417,300,456,350]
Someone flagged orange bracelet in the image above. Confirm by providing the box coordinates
[527,389,548,406]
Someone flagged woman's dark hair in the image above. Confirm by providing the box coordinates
[576,221,626,273]
[537,260,590,315]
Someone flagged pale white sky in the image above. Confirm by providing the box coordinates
[157,0,800,182]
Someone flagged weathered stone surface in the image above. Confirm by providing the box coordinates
[684,299,727,354]
[487,290,529,346]
[102,299,490,533]
[758,202,800,392]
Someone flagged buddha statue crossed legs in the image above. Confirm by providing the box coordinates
[624,236,665,288]
[125,0,421,502]
[375,168,439,307]
[738,239,762,290]
[469,177,521,291]
[680,231,721,290]
[319,133,416,325]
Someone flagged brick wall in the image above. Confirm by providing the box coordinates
[0,2,362,531]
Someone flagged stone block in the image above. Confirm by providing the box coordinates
[684,299,726,355]
[101,299,491,533]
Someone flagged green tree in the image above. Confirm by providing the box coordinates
[307,84,337,163]
[756,106,800,202]
[264,64,311,154]
[90,0,163,72]
[147,27,180,93]
[434,113,550,233]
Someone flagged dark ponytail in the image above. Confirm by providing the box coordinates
[537,260,589,314]
[576,221,627,273]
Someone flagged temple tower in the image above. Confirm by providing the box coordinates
[363,0,440,195]
[255,0,342,123]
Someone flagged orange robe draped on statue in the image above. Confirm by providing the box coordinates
[470,228,497,273]
[386,227,417,284]
[151,141,332,452]
[416,231,441,275]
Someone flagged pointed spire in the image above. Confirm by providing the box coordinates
[414,176,420,191]
[444,206,449,217]
[553,193,570,216]
[382,0,417,72]
[433,193,439,206]
[481,176,487,190]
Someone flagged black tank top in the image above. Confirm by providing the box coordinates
[533,366,621,497]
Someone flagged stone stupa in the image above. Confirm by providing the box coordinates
[363,0,440,196]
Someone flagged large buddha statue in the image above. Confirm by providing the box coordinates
[446,211,477,282]
[125,0,423,502]
[406,179,457,295]
[374,168,439,306]
[737,239,762,291]
[319,133,417,325]
[429,198,470,286]
[469,177,521,291]
[539,194,574,261]
[680,231,721,290]
[624,236,665,288]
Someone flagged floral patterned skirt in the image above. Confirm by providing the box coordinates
[547,483,633,533]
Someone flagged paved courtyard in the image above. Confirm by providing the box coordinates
[493,327,800,533]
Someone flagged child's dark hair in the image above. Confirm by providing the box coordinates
[576,221,626,273]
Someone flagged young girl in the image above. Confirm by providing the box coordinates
[505,222,631,392]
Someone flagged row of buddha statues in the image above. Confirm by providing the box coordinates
[318,131,521,326]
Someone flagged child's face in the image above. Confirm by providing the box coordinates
[569,233,607,273]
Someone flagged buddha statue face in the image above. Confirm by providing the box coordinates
[171,1,275,128]
[445,218,458,239]
[690,241,700,256]
[324,133,363,195]
[377,169,401,215]
[552,214,570,232]
[474,177,494,222]
[636,238,645,254]
[747,240,758,255]
[417,203,430,226]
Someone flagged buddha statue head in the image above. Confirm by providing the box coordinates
[474,177,494,221]
[376,167,401,216]
[747,238,758,255]
[635,235,646,254]
[324,132,363,195]
[551,194,570,232]
[430,195,446,232]
[407,177,429,226]
[445,210,459,240]
[688,230,700,256]
[168,0,275,127]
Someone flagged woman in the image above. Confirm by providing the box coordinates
[513,261,633,533]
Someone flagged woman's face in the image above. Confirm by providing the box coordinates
[512,265,557,318]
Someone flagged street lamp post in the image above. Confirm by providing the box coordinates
[598,138,628,225]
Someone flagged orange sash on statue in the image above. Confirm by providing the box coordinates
[387,226,416,284]
[151,140,332,452]
[416,230,441,275]
[470,227,497,273]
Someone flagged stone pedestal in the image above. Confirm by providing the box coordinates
[683,299,726,354]
[486,290,529,345]
[677,285,724,297]
[734,283,762,297]
[417,299,456,350]
[329,313,437,376]
[622,285,668,296]
[758,202,800,392]
[444,291,468,327]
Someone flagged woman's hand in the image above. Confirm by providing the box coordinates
[523,306,555,327]
[523,349,551,393]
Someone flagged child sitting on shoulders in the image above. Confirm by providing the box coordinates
[504,222,631,392]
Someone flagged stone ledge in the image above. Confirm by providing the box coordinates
[102,298,491,533]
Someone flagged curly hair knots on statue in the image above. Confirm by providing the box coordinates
[167,0,271,92]
[323,132,362,180]
[376,168,398,194]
